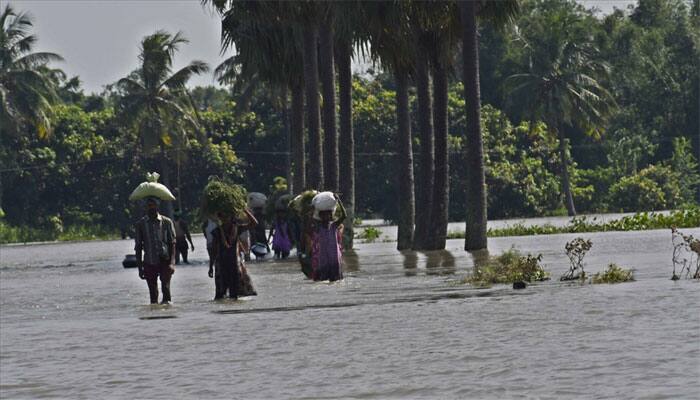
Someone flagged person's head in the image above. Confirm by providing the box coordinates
[253,207,264,217]
[145,198,159,218]
[174,210,181,221]
[319,210,333,223]
[217,211,233,225]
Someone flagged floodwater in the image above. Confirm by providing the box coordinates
[1,227,698,399]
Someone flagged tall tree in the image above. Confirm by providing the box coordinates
[505,28,614,216]
[303,17,323,188]
[0,4,62,137]
[116,30,209,217]
[319,12,338,192]
[367,1,416,250]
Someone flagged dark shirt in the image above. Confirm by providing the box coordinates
[134,214,175,265]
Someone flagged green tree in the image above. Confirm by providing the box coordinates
[116,30,209,217]
[505,0,614,216]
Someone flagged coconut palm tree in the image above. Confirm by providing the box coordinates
[0,4,62,137]
[319,9,338,192]
[366,1,416,250]
[462,0,520,251]
[505,38,614,216]
[212,1,306,192]
[116,30,209,217]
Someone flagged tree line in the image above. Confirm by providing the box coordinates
[1,0,698,248]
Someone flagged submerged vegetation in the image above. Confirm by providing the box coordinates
[671,228,700,280]
[446,208,700,239]
[591,263,635,284]
[561,237,592,281]
[356,226,382,243]
[464,248,549,287]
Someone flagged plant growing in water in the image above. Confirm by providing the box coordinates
[561,237,592,281]
[591,263,635,284]
[465,248,550,287]
[357,226,381,243]
[671,228,700,280]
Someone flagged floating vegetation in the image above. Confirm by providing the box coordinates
[445,208,700,239]
[671,228,700,280]
[591,263,635,284]
[356,226,381,243]
[561,237,592,281]
[464,248,549,287]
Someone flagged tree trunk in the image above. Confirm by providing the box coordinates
[337,39,355,249]
[303,24,323,189]
[429,59,449,250]
[412,54,434,250]
[282,88,292,193]
[395,69,415,250]
[159,146,174,219]
[462,1,488,251]
[557,127,577,216]
[319,20,338,192]
[291,82,306,193]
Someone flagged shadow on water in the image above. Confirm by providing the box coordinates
[213,287,534,315]
[139,315,178,320]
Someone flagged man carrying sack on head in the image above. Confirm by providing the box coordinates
[135,197,176,304]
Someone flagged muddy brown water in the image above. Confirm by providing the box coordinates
[1,228,698,399]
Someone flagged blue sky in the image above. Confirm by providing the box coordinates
[13,0,637,94]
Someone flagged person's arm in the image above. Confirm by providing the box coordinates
[239,208,258,230]
[167,220,176,268]
[134,222,145,279]
[184,221,194,251]
[334,195,347,226]
[209,230,217,278]
[267,224,275,244]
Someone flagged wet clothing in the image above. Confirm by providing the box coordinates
[213,224,242,299]
[143,261,173,304]
[311,223,343,281]
[134,214,175,303]
[134,214,175,266]
[272,220,292,258]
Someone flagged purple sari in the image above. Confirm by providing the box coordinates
[272,220,292,253]
[311,223,343,281]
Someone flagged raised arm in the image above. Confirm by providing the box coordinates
[239,208,258,230]
[334,195,347,226]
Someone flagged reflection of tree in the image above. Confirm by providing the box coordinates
[343,249,360,273]
[402,250,418,277]
[469,248,491,277]
[425,250,456,276]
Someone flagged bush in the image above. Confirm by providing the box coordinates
[356,226,381,243]
[464,248,549,286]
[591,263,634,284]
[608,173,666,212]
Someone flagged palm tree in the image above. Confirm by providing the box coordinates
[461,0,520,251]
[211,1,306,193]
[505,39,614,216]
[0,4,62,137]
[366,1,416,250]
[117,30,209,217]
[319,10,338,192]
[301,6,324,189]
[0,4,62,215]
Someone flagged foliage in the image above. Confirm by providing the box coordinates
[671,228,700,280]
[608,169,667,212]
[591,263,635,284]
[464,247,549,286]
[561,237,592,281]
[200,178,247,220]
[356,226,381,243]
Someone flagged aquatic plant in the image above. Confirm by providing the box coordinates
[591,263,634,284]
[671,228,700,280]
[464,248,549,287]
[561,237,592,281]
[357,226,381,243]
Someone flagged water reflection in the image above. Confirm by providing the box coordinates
[402,251,418,276]
[425,250,456,276]
[343,249,360,273]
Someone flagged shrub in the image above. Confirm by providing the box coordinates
[465,248,549,286]
[357,226,381,243]
[561,237,592,281]
[608,173,666,212]
[591,263,634,284]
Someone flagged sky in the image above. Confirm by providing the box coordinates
[13,0,637,94]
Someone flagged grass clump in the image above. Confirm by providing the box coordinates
[464,248,549,287]
[356,226,381,243]
[201,178,247,220]
[591,263,635,284]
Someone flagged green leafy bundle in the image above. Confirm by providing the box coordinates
[201,178,247,219]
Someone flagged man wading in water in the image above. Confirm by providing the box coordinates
[135,197,176,304]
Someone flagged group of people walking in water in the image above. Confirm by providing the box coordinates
[133,181,346,305]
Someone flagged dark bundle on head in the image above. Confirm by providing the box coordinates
[289,190,318,219]
[201,178,247,222]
